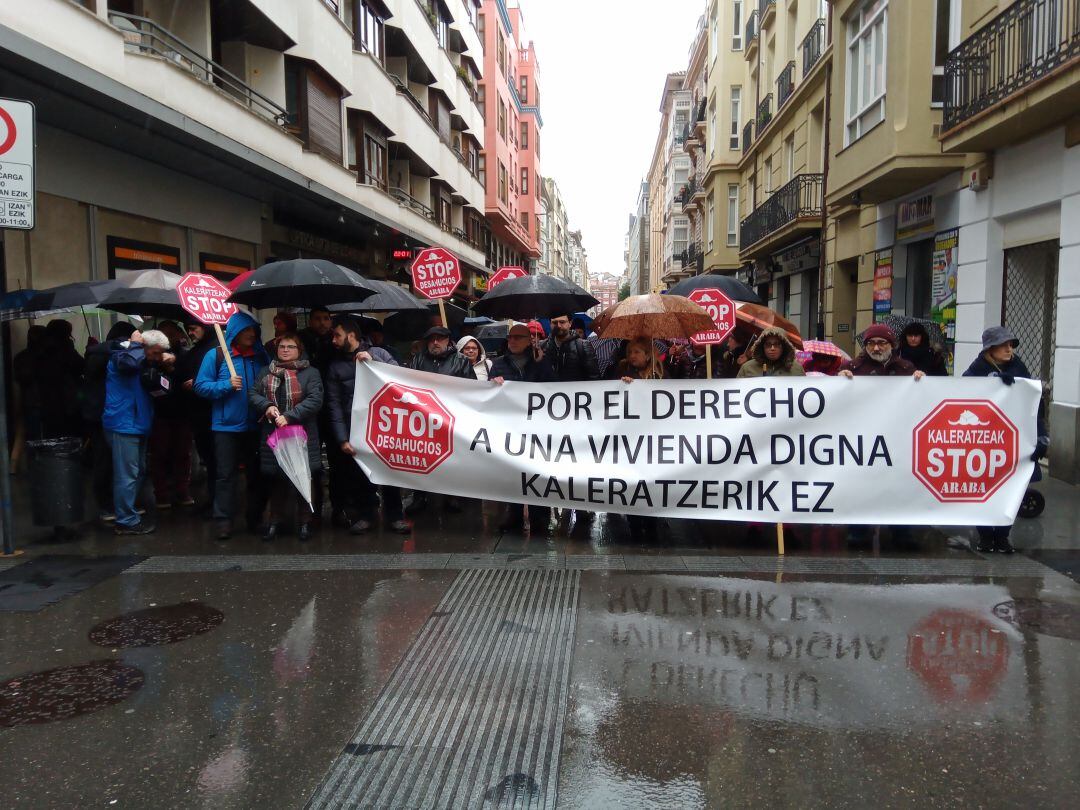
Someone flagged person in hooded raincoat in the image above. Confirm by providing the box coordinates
[455,335,492,381]
[194,311,269,540]
[736,327,806,377]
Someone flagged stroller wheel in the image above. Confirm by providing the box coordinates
[1018,489,1045,519]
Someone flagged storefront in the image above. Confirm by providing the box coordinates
[770,237,821,340]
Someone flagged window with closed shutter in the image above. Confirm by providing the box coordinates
[306,69,343,162]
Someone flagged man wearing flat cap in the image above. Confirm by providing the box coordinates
[839,323,926,379]
[408,326,477,379]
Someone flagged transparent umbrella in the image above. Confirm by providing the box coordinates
[266,425,312,511]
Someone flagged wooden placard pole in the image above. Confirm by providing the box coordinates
[776,522,786,555]
[213,323,238,378]
[705,348,713,379]
[437,298,448,329]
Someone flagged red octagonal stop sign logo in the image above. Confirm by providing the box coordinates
[366,382,455,474]
[912,399,1018,502]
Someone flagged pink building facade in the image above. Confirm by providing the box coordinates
[478,0,541,270]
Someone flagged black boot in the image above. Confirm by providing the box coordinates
[995,536,1016,554]
[261,523,278,543]
[298,523,312,542]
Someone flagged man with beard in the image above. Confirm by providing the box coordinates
[325,316,408,535]
[542,314,600,382]
[408,326,476,378]
[838,324,925,378]
[300,306,336,377]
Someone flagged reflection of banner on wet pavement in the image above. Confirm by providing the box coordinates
[580,575,1027,729]
[350,364,1040,525]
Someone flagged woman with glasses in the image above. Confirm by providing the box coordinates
[249,332,324,542]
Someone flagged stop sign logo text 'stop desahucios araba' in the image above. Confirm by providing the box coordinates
[410,247,462,300]
[366,383,455,474]
[177,272,238,325]
[912,399,1019,503]
[686,288,736,345]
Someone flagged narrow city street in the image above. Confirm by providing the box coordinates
[3,478,1079,808]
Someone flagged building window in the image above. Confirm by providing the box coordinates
[764,156,773,195]
[322,0,340,16]
[479,154,486,185]
[520,120,528,149]
[710,10,719,57]
[498,161,508,204]
[784,134,795,181]
[477,12,485,44]
[845,0,887,145]
[708,99,717,156]
[727,184,739,246]
[285,58,343,163]
[354,0,386,61]
[521,167,528,196]
[363,134,387,189]
[732,1,743,50]
[520,75,528,103]
[497,98,507,140]
[497,32,506,77]
[706,195,714,250]
[729,86,741,149]
[931,0,958,106]
[674,218,689,255]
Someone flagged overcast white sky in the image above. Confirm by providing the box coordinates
[519,0,705,279]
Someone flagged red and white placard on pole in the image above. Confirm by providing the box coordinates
[177,272,239,378]
[686,288,737,379]
[411,247,462,327]
[488,266,527,290]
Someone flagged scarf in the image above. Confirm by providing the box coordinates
[262,359,308,413]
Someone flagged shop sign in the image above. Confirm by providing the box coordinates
[873,248,893,318]
[199,252,250,281]
[284,228,365,264]
[896,194,935,241]
[473,273,488,293]
[107,236,181,280]
[931,229,958,330]
[752,262,772,286]
[772,238,820,278]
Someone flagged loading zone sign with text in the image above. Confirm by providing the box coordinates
[350,365,1040,525]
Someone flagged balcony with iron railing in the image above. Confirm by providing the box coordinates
[756,93,773,131]
[739,173,823,254]
[108,12,287,126]
[743,120,754,152]
[776,61,796,108]
[391,186,435,222]
[759,0,776,27]
[942,0,1080,151]
[745,10,759,61]
[693,98,707,133]
[802,17,826,77]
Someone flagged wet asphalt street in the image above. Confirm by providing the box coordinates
[2,481,1080,809]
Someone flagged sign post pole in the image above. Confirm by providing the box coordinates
[212,323,238,378]
[437,299,448,329]
[705,351,713,380]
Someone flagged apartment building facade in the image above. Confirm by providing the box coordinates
[0,0,489,352]
[539,175,567,279]
[669,15,708,287]
[477,0,540,272]
[566,229,587,289]
[646,72,691,292]
[589,271,621,316]
[627,180,650,295]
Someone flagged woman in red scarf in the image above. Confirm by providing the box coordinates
[249,332,324,541]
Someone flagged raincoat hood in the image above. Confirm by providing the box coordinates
[224,311,268,363]
[750,327,798,368]
[455,336,487,365]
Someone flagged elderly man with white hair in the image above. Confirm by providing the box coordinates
[103,328,174,535]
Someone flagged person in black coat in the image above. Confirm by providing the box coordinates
[963,326,1049,554]
[178,320,220,513]
[492,322,557,534]
[248,333,324,542]
[542,314,600,382]
[324,316,408,535]
[899,322,949,376]
[408,327,477,378]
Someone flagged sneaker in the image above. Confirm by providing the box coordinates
[995,538,1017,554]
[176,496,196,507]
[298,524,312,543]
[115,522,155,536]
[349,519,373,535]
[99,512,117,523]
[976,538,996,553]
[157,502,172,510]
[389,519,411,534]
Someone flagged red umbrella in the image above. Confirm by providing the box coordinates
[226,270,253,291]
[735,302,803,349]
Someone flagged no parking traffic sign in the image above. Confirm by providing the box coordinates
[0,98,35,230]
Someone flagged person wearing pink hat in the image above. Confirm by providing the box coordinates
[838,323,925,379]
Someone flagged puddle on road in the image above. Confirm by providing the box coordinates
[484,773,540,804]
[88,601,225,648]
[994,598,1080,641]
[0,660,145,727]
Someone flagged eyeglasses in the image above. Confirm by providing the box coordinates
[278,344,299,352]
[865,339,891,348]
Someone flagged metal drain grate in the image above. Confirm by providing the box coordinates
[307,568,580,810]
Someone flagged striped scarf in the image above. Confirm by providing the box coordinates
[262,359,309,412]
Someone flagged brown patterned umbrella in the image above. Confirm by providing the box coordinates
[735,302,803,349]
[593,294,715,340]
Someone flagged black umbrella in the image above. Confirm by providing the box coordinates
[22,280,122,314]
[384,301,468,338]
[326,279,427,313]
[227,259,376,309]
[473,274,598,320]
[666,274,764,304]
[100,268,185,318]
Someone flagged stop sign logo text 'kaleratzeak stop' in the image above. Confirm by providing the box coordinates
[366,382,455,474]
[177,273,238,325]
[912,399,1019,503]
[488,266,527,290]
[686,288,736,345]
[411,247,462,299]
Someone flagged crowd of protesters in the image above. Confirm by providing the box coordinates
[10,309,1045,554]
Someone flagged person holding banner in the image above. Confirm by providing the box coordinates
[408,326,476,379]
[326,316,409,535]
[194,311,269,540]
[249,333,323,542]
[963,326,1049,554]
[455,336,493,382]
[542,314,600,382]
[607,337,665,382]
[838,325,923,378]
[668,342,723,379]
[736,328,806,378]
[899,322,948,377]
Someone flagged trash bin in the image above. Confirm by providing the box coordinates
[26,437,85,525]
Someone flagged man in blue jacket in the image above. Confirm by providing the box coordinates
[103,329,174,535]
[194,311,269,540]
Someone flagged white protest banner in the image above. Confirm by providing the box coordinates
[349,364,1040,525]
